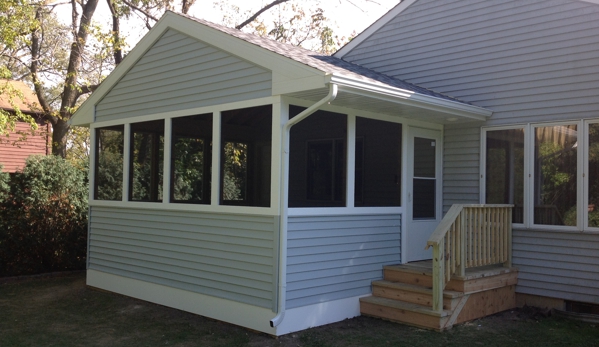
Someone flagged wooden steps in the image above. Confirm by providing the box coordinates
[360,262,518,331]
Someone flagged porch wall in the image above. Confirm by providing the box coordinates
[286,213,401,309]
[88,206,278,309]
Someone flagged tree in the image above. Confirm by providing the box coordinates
[1,0,370,158]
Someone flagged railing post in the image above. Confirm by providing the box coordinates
[459,209,466,277]
[432,239,445,312]
[505,207,513,268]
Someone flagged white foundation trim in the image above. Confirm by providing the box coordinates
[86,269,277,335]
[275,295,367,335]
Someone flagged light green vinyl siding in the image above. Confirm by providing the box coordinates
[95,29,272,122]
[89,206,278,309]
[286,214,401,309]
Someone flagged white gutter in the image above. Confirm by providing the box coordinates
[270,83,338,328]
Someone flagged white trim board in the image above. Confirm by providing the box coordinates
[87,269,366,336]
[86,269,278,335]
[275,295,366,335]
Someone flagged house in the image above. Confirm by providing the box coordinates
[70,0,598,335]
[0,80,50,172]
[336,0,599,313]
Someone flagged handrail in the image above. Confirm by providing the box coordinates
[425,204,513,312]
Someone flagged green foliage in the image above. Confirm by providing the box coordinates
[172,137,205,202]
[0,164,9,201]
[0,155,88,276]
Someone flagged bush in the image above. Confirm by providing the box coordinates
[0,155,88,276]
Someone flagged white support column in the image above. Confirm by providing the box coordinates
[122,123,131,202]
[346,114,356,208]
[271,97,287,214]
[211,111,221,206]
[163,118,172,204]
[88,126,96,202]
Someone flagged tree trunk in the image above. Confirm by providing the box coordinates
[52,118,70,158]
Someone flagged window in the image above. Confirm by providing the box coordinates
[95,125,124,200]
[220,105,272,207]
[355,117,401,207]
[130,120,164,202]
[534,125,577,226]
[484,121,599,231]
[171,114,212,204]
[485,128,524,223]
[288,107,347,207]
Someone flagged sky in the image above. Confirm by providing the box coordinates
[57,0,400,51]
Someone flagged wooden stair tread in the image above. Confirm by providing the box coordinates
[360,296,450,317]
[372,280,464,299]
[384,263,518,281]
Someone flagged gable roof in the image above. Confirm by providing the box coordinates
[180,13,465,104]
[71,11,491,126]
[0,80,41,114]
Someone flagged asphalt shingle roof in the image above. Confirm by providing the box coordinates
[179,12,470,105]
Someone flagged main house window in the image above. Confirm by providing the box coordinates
[483,121,599,230]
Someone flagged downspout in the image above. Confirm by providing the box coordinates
[270,83,338,328]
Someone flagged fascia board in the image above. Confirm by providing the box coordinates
[330,75,493,120]
[334,0,418,58]
[272,74,328,95]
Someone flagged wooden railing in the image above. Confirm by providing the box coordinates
[426,204,513,312]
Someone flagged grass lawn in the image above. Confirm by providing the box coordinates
[1,272,598,347]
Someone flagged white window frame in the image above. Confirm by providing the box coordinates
[482,120,599,233]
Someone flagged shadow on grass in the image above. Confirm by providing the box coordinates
[1,273,598,347]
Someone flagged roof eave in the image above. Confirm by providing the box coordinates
[329,75,493,121]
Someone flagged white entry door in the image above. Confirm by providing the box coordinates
[406,127,442,262]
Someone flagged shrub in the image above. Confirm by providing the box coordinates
[0,155,88,276]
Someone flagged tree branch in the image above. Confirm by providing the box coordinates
[236,0,290,30]
[121,0,159,23]
[30,8,53,120]
[106,0,123,65]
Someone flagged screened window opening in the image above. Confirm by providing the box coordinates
[485,129,524,223]
[534,125,577,226]
[171,114,212,204]
[95,125,124,200]
[130,120,164,202]
[288,106,347,207]
[220,105,272,207]
[355,117,401,207]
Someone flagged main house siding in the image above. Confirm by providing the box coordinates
[286,214,401,309]
[89,206,278,309]
[513,229,599,304]
[95,29,272,122]
[341,0,599,124]
[443,124,480,213]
